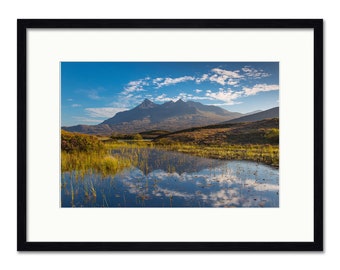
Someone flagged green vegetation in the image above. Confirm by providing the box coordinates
[110,130,170,140]
[61,118,279,179]
[139,130,170,139]
[110,132,144,141]
[110,132,138,140]
[156,118,279,145]
[61,130,132,177]
[132,133,143,141]
[264,128,279,144]
[103,139,278,167]
[61,151,132,177]
[154,141,279,167]
[61,130,104,153]
[151,118,279,166]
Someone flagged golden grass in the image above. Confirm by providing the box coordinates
[61,129,279,180]
[104,140,279,167]
[61,150,132,177]
[155,143,279,167]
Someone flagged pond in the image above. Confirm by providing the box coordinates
[61,148,279,207]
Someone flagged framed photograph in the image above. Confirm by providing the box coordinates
[17,19,323,251]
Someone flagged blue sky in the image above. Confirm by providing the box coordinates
[61,62,279,126]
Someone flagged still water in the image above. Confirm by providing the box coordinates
[61,148,279,207]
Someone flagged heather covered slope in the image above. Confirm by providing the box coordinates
[155,118,279,145]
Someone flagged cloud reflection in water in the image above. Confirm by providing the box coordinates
[61,149,279,207]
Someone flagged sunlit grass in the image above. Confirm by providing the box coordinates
[61,130,279,182]
[156,143,279,167]
[103,140,279,167]
[61,150,133,177]
[61,131,133,177]
[61,127,279,207]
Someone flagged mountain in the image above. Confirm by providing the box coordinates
[221,107,279,124]
[61,124,113,135]
[245,109,262,116]
[135,98,159,109]
[62,99,244,134]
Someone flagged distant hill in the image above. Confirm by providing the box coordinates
[63,99,244,134]
[61,124,113,135]
[221,107,279,124]
[245,109,262,115]
[155,118,279,145]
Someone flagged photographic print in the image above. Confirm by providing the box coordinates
[61,62,279,208]
[18,19,322,251]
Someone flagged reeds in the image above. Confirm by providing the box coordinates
[61,150,132,176]
[104,140,278,167]
[155,143,279,167]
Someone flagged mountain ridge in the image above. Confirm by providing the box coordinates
[62,99,245,134]
[222,107,279,124]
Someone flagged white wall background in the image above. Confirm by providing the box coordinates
[0,0,337,269]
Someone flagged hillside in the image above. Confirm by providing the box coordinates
[155,118,279,145]
[222,107,279,124]
[61,124,113,135]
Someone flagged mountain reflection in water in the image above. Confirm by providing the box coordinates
[61,148,279,207]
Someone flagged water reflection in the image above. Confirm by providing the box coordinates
[61,148,279,207]
[111,148,227,174]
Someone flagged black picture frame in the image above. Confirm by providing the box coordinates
[17,19,323,251]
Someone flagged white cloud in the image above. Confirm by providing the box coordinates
[122,78,149,94]
[243,84,279,96]
[205,102,242,106]
[205,82,279,104]
[194,89,203,93]
[153,94,173,102]
[253,183,279,192]
[206,89,243,105]
[209,68,243,86]
[176,92,209,101]
[178,92,190,100]
[153,93,189,102]
[152,77,163,83]
[227,79,239,86]
[153,76,195,88]
[187,96,213,101]
[71,104,82,107]
[155,187,193,199]
[242,66,271,79]
[85,107,127,118]
[195,74,209,83]
[152,92,212,103]
[211,68,243,78]
[67,98,73,102]
[209,74,226,85]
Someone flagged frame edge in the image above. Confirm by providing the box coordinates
[17,18,324,252]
